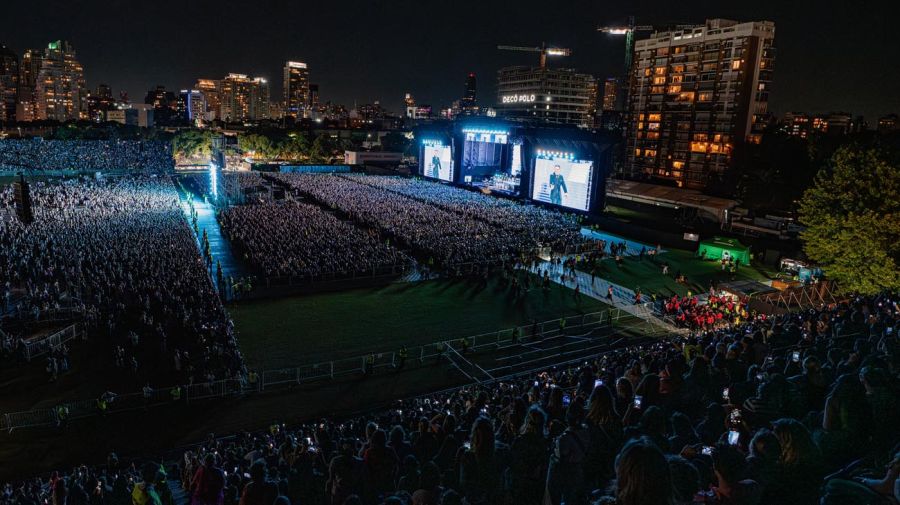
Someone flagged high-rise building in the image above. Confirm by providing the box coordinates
[35,40,86,121]
[625,19,775,189]
[282,61,309,119]
[0,44,18,122]
[601,77,618,111]
[404,93,416,118]
[180,89,207,124]
[16,48,44,122]
[86,83,114,121]
[251,77,269,120]
[195,79,221,120]
[220,73,269,121]
[495,66,598,128]
[308,84,319,116]
[144,85,180,125]
[462,73,477,106]
[459,73,478,115]
[220,74,251,121]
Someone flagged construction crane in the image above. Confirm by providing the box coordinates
[599,17,700,76]
[598,17,657,77]
[497,43,572,69]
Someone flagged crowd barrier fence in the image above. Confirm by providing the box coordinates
[0,306,640,433]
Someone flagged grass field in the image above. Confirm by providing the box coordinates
[229,276,610,369]
[585,248,777,297]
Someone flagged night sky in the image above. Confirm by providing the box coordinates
[4,0,897,121]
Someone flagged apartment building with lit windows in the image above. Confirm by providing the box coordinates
[625,19,775,190]
[219,73,269,121]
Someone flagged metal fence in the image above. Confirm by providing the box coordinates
[23,323,84,361]
[0,307,640,433]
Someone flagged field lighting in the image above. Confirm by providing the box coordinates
[209,161,218,200]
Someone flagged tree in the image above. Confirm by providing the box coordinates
[172,129,214,159]
[238,133,275,159]
[308,134,333,163]
[798,146,900,294]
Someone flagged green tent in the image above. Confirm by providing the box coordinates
[697,236,751,265]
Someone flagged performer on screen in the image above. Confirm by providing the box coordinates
[430,152,442,179]
[549,164,567,205]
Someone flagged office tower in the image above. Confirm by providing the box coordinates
[0,44,18,122]
[16,48,43,121]
[35,40,86,121]
[626,19,775,190]
[195,79,221,120]
[282,61,309,119]
[496,66,598,128]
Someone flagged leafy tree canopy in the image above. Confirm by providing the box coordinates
[799,146,900,294]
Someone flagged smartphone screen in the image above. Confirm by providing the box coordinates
[594,379,604,388]
[633,395,643,409]
[722,388,730,401]
[702,446,713,456]
[728,430,740,445]
[792,351,800,362]
[562,394,571,407]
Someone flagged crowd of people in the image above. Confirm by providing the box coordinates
[0,175,243,385]
[341,175,583,249]
[663,294,753,330]
[270,174,585,267]
[3,293,896,505]
[0,140,174,173]
[221,201,408,279]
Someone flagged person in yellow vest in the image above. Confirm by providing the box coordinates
[247,370,259,390]
[55,404,69,428]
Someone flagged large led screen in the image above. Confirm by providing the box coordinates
[420,143,454,182]
[531,154,594,211]
[460,130,518,195]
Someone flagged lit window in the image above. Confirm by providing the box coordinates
[731,60,741,70]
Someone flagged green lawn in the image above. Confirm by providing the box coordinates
[585,248,777,298]
[230,276,610,369]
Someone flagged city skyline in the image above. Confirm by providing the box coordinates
[1,0,897,120]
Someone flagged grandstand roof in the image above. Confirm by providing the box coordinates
[605,179,739,223]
